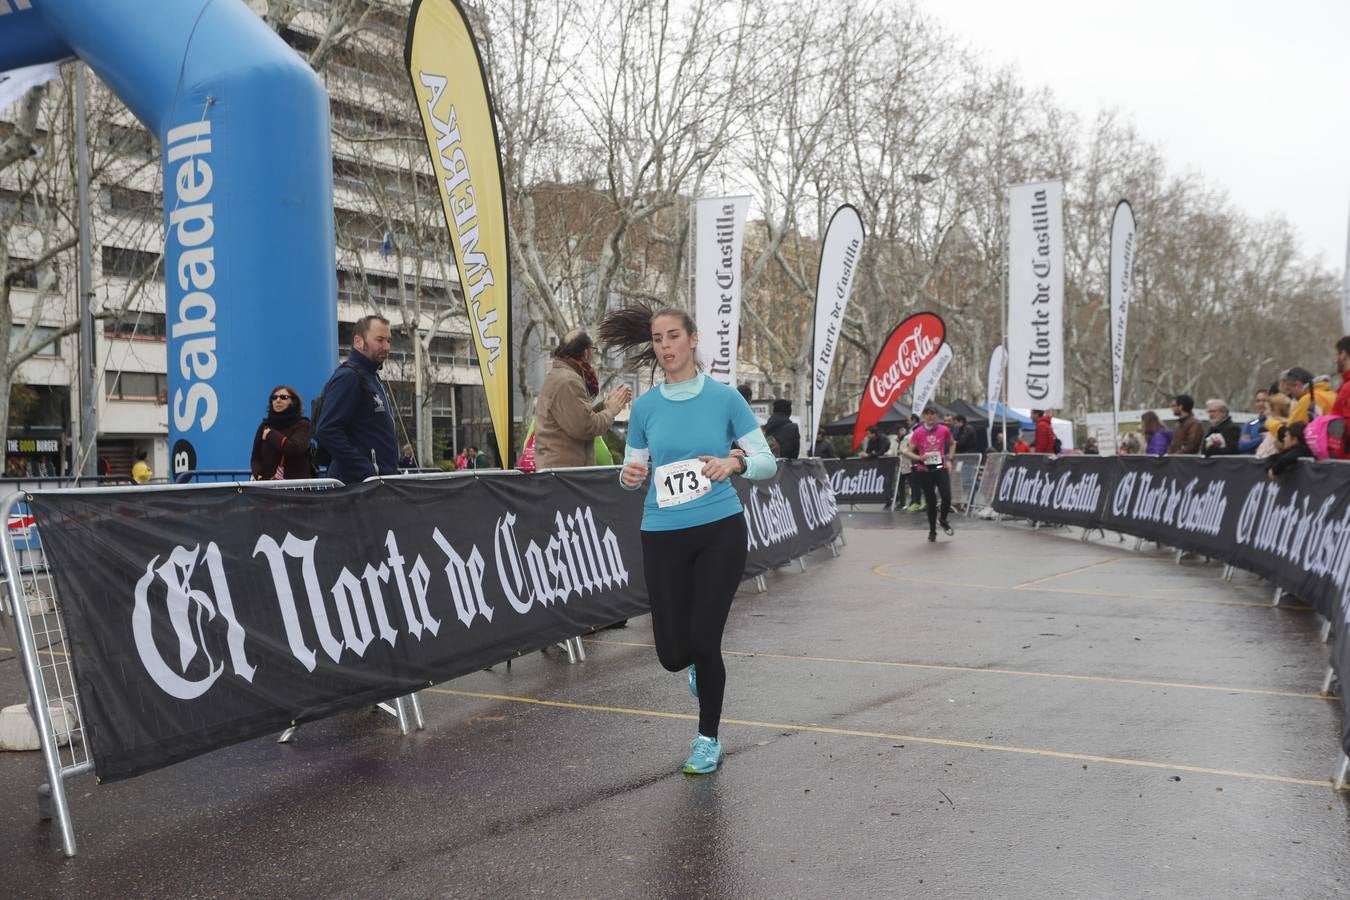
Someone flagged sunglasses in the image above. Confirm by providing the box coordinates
[271,394,293,401]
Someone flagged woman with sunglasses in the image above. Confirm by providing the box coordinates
[250,384,314,480]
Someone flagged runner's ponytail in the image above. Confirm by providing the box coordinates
[599,303,699,369]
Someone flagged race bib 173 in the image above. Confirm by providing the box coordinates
[654,458,711,508]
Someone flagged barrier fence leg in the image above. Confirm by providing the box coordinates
[1272,588,1284,607]
[1334,753,1349,791]
[1320,618,1332,643]
[571,636,587,662]
[277,726,298,744]
[1321,666,1337,697]
[1133,537,1144,552]
[11,616,79,855]
[828,540,840,558]
[408,693,426,731]
[1221,565,1233,581]
[797,557,807,573]
[755,575,767,594]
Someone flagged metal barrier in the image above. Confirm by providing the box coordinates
[175,469,254,483]
[177,466,456,484]
[0,476,358,857]
[0,475,136,491]
[968,452,1007,516]
[949,453,983,511]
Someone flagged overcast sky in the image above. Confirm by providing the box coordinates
[922,0,1349,273]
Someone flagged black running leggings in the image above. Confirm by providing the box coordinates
[640,513,748,738]
[913,468,952,531]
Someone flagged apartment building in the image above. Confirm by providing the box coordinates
[1,1,490,479]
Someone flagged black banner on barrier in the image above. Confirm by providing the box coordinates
[29,462,840,781]
[990,453,1106,528]
[739,459,842,576]
[820,457,898,504]
[993,454,1350,757]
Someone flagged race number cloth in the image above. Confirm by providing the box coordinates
[655,459,711,508]
[992,453,1350,758]
[625,377,760,531]
[28,463,841,781]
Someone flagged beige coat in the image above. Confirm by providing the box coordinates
[533,359,614,469]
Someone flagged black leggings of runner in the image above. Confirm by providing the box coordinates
[913,468,952,531]
[640,513,748,738]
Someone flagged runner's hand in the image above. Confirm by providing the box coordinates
[699,455,739,482]
[621,461,648,487]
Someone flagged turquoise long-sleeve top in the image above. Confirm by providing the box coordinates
[621,374,778,531]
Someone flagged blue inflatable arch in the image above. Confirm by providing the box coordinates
[2,0,337,475]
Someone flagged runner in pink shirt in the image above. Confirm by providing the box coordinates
[903,406,955,541]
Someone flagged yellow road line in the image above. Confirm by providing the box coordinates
[872,564,1307,611]
[1012,556,1126,589]
[582,638,1336,702]
[0,643,66,658]
[425,687,1329,787]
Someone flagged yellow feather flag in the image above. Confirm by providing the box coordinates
[405,0,513,466]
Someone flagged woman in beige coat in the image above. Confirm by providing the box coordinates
[533,329,630,469]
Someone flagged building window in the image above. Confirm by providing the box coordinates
[104,186,162,218]
[3,256,41,289]
[0,189,44,225]
[101,246,164,281]
[9,325,62,357]
[336,268,458,310]
[98,122,156,160]
[103,312,167,341]
[105,371,167,402]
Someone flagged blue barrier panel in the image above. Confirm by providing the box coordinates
[0,1,338,477]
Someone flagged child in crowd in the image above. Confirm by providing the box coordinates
[1266,422,1312,478]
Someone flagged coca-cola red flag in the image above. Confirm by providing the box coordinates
[851,313,945,450]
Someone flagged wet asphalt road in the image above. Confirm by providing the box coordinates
[1,511,1347,898]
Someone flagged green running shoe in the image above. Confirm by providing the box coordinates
[907,502,924,512]
[682,734,722,774]
[687,664,698,698]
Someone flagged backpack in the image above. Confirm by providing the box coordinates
[1303,414,1345,460]
[1052,436,1063,454]
[310,361,376,470]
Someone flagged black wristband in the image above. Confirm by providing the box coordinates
[736,455,748,475]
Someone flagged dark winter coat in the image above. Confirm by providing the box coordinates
[314,351,398,484]
[250,418,314,480]
[762,412,801,459]
[1201,416,1243,457]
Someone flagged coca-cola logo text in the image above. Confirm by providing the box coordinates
[866,319,943,408]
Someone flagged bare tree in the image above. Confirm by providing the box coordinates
[0,70,164,473]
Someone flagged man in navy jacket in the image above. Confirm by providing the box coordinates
[316,314,399,484]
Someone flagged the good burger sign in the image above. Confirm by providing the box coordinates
[852,313,946,450]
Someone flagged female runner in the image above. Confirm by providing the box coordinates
[599,304,777,774]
